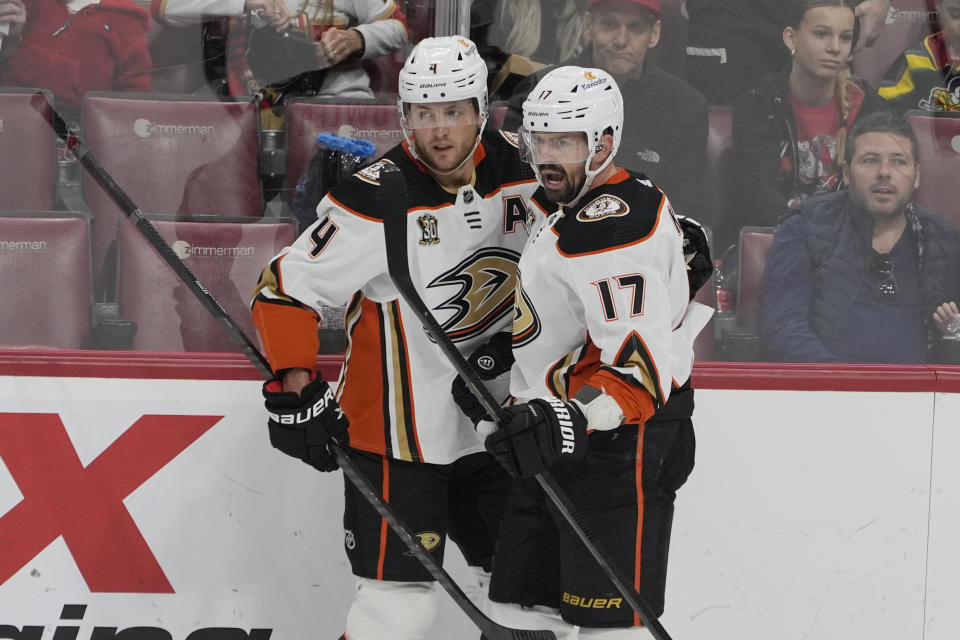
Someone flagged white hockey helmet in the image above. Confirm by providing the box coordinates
[520,66,624,204]
[397,36,489,173]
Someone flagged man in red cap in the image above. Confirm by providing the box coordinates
[502,0,708,222]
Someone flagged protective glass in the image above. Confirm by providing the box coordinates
[518,127,590,165]
[401,100,483,130]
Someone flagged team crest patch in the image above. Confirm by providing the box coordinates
[404,532,441,555]
[418,213,440,245]
[428,247,520,343]
[577,195,630,222]
[499,130,520,148]
[355,158,394,185]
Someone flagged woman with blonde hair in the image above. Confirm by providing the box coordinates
[730,0,886,239]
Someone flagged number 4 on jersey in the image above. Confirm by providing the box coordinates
[592,274,646,321]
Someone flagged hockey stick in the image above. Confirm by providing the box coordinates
[378,164,676,640]
[38,100,555,640]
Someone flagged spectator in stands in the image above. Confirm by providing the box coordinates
[731,0,886,242]
[686,0,891,106]
[152,0,408,102]
[879,0,960,114]
[758,112,960,363]
[2,0,152,115]
[502,0,708,218]
[0,0,26,57]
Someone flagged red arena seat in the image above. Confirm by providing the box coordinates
[284,99,402,202]
[0,212,91,348]
[907,111,960,228]
[81,93,261,289]
[0,89,57,212]
[117,216,296,352]
[737,227,776,334]
[489,102,509,131]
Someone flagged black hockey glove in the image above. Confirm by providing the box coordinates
[677,215,713,300]
[484,397,588,478]
[452,332,514,424]
[262,374,349,472]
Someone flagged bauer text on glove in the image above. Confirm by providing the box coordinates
[262,374,349,472]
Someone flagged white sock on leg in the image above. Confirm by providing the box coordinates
[343,578,437,640]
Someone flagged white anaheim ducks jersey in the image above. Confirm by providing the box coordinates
[253,130,539,464]
[510,168,694,411]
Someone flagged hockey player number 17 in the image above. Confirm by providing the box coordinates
[592,274,646,321]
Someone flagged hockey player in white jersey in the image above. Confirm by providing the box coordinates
[250,37,540,640]
[475,66,712,639]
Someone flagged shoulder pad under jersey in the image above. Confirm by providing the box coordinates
[556,173,667,257]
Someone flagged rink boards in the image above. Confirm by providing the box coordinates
[0,353,958,640]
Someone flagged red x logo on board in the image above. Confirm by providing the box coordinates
[0,413,222,593]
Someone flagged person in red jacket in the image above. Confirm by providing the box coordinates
[2,0,152,114]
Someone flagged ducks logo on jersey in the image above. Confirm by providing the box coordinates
[576,194,630,222]
[427,248,520,343]
[512,279,542,348]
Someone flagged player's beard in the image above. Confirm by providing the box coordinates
[539,163,586,205]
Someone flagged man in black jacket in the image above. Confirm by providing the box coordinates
[501,0,708,220]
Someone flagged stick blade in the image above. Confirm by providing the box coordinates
[515,631,558,640]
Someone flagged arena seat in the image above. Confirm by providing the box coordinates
[117,216,296,352]
[0,89,57,212]
[0,212,91,348]
[736,227,775,335]
[853,0,936,89]
[705,106,734,247]
[710,226,774,360]
[284,99,402,202]
[488,102,508,131]
[906,111,960,228]
[81,92,261,293]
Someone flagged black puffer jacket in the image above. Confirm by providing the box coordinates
[759,191,960,363]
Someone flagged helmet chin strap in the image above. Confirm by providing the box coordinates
[554,144,613,208]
